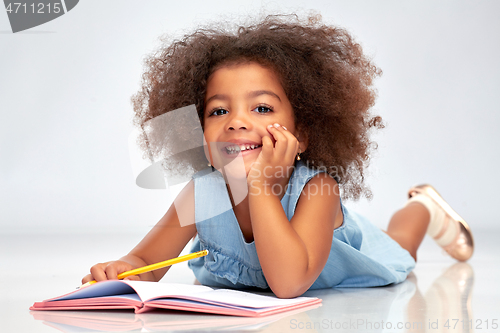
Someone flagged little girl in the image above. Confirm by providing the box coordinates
[82,15,473,298]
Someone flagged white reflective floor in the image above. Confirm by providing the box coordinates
[2,229,499,333]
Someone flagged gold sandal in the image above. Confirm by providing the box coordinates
[408,184,474,261]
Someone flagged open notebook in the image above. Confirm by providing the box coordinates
[32,303,322,331]
[30,280,321,317]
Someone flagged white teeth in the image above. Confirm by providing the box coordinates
[225,144,261,154]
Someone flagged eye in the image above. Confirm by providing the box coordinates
[209,108,229,116]
[252,105,273,114]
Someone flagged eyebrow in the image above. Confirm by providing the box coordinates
[205,90,282,105]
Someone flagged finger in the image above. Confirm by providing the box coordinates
[261,135,274,159]
[90,263,109,282]
[278,123,301,143]
[124,275,140,281]
[270,123,298,161]
[267,124,288,157]
[81,274,93,284]
[104,263,119,280]
[279,126,300,162]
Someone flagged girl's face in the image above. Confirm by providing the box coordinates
[203,62,301,176]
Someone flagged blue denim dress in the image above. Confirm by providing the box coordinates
[188,161,415,290]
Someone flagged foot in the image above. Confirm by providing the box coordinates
[408,184,474,261]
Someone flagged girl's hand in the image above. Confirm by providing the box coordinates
[247,123,299,193]
[81,260,140,284]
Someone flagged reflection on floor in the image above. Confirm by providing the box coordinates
[2,229,499,332]
[305,263,476,333]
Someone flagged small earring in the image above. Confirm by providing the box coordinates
[208,162,211,167]
[296,148,301,161]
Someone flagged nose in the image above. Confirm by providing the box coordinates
[226,110,251,131]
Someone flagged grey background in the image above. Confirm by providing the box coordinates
[1,0,499,234]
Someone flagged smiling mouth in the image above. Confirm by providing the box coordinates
[224,144,263,155]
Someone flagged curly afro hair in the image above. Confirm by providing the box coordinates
[132,14,383,200]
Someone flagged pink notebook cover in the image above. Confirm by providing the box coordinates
[31,303,322,331]
[30,280,322,317]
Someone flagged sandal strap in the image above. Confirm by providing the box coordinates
[433,215,450,241]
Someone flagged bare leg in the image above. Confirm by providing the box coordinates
[386,202,430,261]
